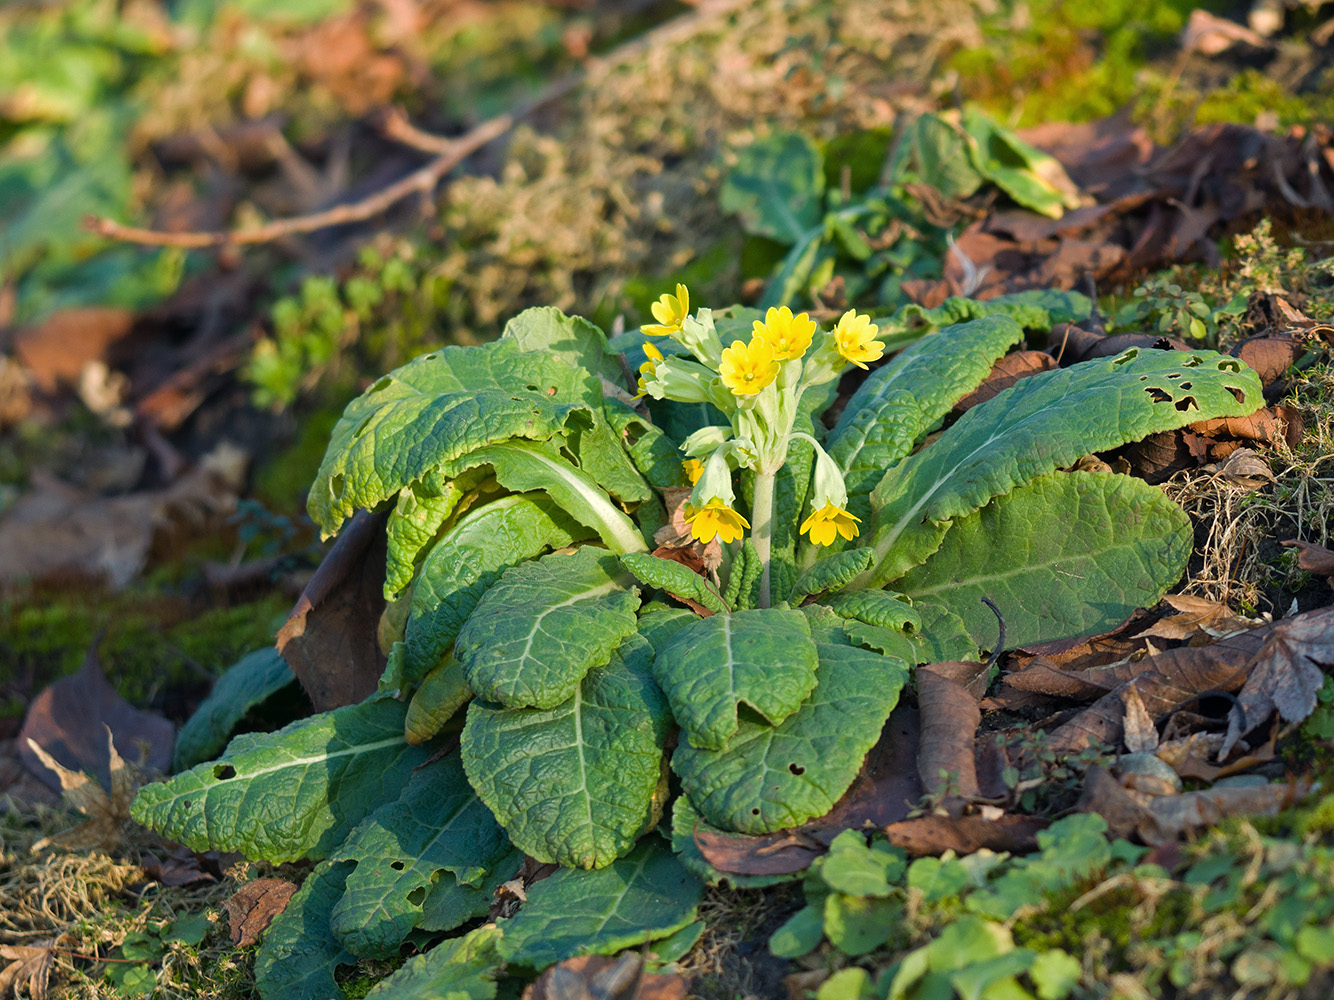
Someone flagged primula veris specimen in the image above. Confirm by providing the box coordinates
[133,291,1263,1000]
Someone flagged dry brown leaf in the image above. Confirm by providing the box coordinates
[1181,9,1266,54]
[881,814,1048,857]
[1139,778,1315,845]
[654,488,721,573]
[1283,539,1334,579]
[1223,605,1334,755]
[1138,594,1267,644]
[1120,686,1159,753]
[1207,447,1276,490]
[26,726,136,853]
[1077,765,1151,840]
[11,307,136,393]
[0,936,65,1000]
[225,878,299,947]
[916,663,983,799]
[951,351,1057,414]
[524,954,686,1000]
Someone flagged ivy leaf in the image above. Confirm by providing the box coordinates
[652,608,818,752]
[363,925,504,1000]
[899,472,1191,649]
[308,339,598,537]
[131,697,427,863]
[402,494,585,693]
[253,860,355,1000]
[173,648,295,771]
[502,306,624,385]
[498,837,702,969]
[461,635,672,869]
[789,548,876,601]
[673,610,909,834]
[720,132,825,244]
[863,349,1263,586]
[827,315,1024,523]
[330,753,512,958]
[621,553,727,615]
[457,548,642,710]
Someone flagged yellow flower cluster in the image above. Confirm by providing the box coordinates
[685,498,749,545]
[800,502,861,547]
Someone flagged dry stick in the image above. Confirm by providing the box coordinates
[86,0,747,249]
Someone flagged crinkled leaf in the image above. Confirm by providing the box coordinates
[603,398,689,493]
[404,656,472,745]
[763,427,816,602]
[418,848,523,933]
[636,605,700,652]
[564,411,654,505]
[622,553,727,615]
[502,306,623,385]
[843,620,918,665]
[900,472,1191,649]
[653,608,818,752]
[402,494,585,692]
[173,648,296,771]
[963,108,1083,218]
[725,538,765,612]
[385,481,466,600]
[674,617,909,834]
[498,837,702,969]
[670,794,794,889]
[881,289,1092,342]
[911,602,980,662]
[363,924,504,1000]
[721,132,824,243]
[461,635,672,869]
[131,696,426,862]
[827,316,1024,523]
[863,349,1263,586]
[331,754,511,958]
[309,339,599,536]
[790,548,876,601]
[458,548,641,710]
[466,440,648,554]
[253,860,355,1000]
[822,591,921,632]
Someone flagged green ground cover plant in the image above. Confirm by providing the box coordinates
[130,288,1266,997]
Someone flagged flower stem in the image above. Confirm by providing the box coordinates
[751,468,776,609]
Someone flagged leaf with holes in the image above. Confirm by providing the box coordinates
[330,753,512,958]
[652,608,818,752]
[498,837,702,969]
[860,349,1262,587]
[461,635,671,869]
[457,547,641,710]
[131,697,427,863]
[673,608,909,834]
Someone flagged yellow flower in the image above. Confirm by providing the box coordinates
[634,342,665,397]
[800,502,861,547]
[682,458,704,485]
[752,306,816,361]
[718,338,779,396]
[641,284,690,336]
[832,310,885,369]
[684,498,750,544]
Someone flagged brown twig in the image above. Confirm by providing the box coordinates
[86,0,746,250]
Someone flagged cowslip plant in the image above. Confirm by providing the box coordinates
[132,291,1263,998]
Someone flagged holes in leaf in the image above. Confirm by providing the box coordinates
[424,353,439,361]
[1166,372,1181,379]
[212,764,236,780]
[407,887,426,905]
[1174,395,1198,412]
[547,386,558,396]
[1139,375,1149,382]
[1182,356,1202,368]
[525,384,539,392]
[752,808,761,816]
[1227,386,1247,404]
[390,861,406,871]
[789,763,806,775]
[1144,387,1173,404]
[1113,349,1139,365]
[331,473,345,500]
[1216,359,1243,372]
[353,415,373,438]
[369,377,391,394]
[1180,381,1193,390]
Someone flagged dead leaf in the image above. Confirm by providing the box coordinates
[1077,765,1151,840]
[12,307,136,393]
[277,508,389,712]
[654,488,721,573]
[1138,594,1267,644]
[18,648,174,792]
[1139,777,1315,844]
[0,936,67,1000]
[27,726,136,852]
[524,954,687,1000]
[1209,447,1276,489]
[1121,686,1159,753]
[951,351,1056,414]
[1223,605,1334,755]
[1282,539,1334,580]
[917,663,983,799]
[1233,333,1304,390]
[141,846,239,888]
[1181,9,1266,54]
[881,814,1048,857]
[225,878,299,947]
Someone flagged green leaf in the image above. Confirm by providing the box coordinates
[418,848,522,932]
[721,133,825,244]
[132,697,426,862]
[468,440,648,554]
[844,621,919,665]
[790,548,876,600]
[822,591,921,632]
[652,608,818,752]
[911,601,980,662]
[253,860,355,1000]
[950,951,1038,1000]
[673,612,909,833]
[564,409,655,505]
[173,648,295,770]
[404,655,472,745]
[603,397,690,492]
[863,349,1263,586]
[760,229,824,309]
[817,968,879,1000]
[622,552,728,614]
[763,425,817,601]
[308,339,598,536]
[963,109,1081,219]
[819,829,905,897]
[823,892,900,956]
[330,754,511,958]
[385,481,466,600]
[498,837,703,969]
[458,547,641,710]
[1029,950,1082,1000]
[907,855,973,903]
[910,113,984,200]
[966,816,1111,921]
[670,794,794,889]
[461,635,672,869]
[726,538,766,612]
[770,904,826,958]
[636,605,700,652]
[362,925,504,1000]
[501,306,623,385]
[827,315,1024,522]
[402,494,584,692]
[900,472,1191,649]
